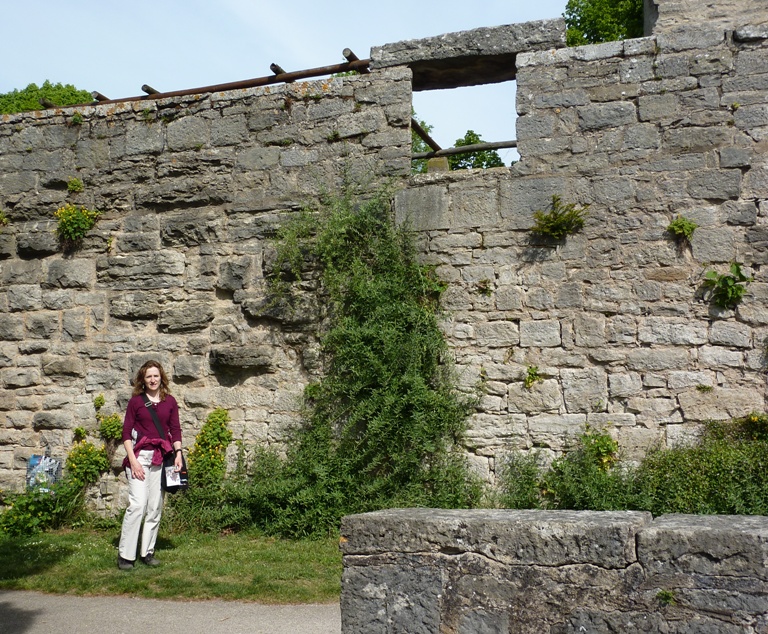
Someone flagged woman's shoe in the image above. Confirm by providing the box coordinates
[118,556,134,570]
[140,553,161,566]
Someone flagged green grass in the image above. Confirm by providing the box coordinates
[0,528,341,603]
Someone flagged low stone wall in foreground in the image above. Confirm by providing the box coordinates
[340,509,768,633]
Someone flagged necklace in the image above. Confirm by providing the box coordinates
[146,392,161,403]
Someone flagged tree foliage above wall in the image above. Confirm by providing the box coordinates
[0,81,92,115]
[564,0,644,46]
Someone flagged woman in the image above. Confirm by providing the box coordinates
[118,360,182,570]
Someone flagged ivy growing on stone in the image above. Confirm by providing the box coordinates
[233,184,481,537]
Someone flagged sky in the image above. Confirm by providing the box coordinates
[1,1,568,164]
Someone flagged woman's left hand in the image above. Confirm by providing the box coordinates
[174,451,183,472]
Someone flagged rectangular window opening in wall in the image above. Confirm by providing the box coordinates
[411,80,519,173]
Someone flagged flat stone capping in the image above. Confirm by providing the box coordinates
[370,19,566,90]
[340,509,768,633]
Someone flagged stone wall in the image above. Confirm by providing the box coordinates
[2,3,768,503]
[340,508,768,633]
[646,0,768,35]
[393,16,768,479]
[0,68,412,503]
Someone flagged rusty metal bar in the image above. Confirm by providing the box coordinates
[142,84,160,95]
[412,139,518,160]
[270,63,288,75]
[87,58,371,106]
[411,118,442,152]
[343,48,370,73]
[91,91,109,102]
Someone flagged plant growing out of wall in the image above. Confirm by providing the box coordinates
[531,195,589,241]
[54,203,100,251]
[702,262,752,309]
[667,215,698,246]
[524,365,543,389]
[0,209,8,232]
[67,177,84,193]
[223,184,481,537]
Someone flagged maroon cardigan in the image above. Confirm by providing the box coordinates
[122,394,182,446]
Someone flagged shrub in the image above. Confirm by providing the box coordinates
[0,479,84,537]
[496,415,768,517]
[531,195,589,240]
[0,209,9,233]
[0,81,92,115]
[540,428,632,510]
[98,413,122,442]
[496,451,543,509]
[702,262,752,309]
[65,441,109,487]
[54,203,100,250]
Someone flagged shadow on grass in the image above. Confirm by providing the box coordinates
[0,537,76,582]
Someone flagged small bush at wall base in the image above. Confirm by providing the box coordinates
[702,262,752,309]
[531,195,589,240]
[497,415,768,517]
[54,203,100,251]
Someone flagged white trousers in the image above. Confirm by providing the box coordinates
[118,450,163,560]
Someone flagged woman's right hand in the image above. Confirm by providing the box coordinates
[130,460,145,481]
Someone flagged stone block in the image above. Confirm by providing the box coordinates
[577,102,637,130]
[691,226,736,262]
[340,508,651,567]
[638,514,768,581]
[637,317,707,345]
[7,285,43,312]
[626,349,690,371]
[678,388,763,421]
[687,170,741,200]
[32,411,73,430]
[561,368,607,414]
[709,321,752,348]
[109,292,160,319]
[2,260,42,285]
[500,177,570,229]
[473,321,519,347]
[209,345,276,371]
[166,115,209,151]
[0,315,24,341]
[125,121,164,155]
[519,320,561,347]
[173,355,205,381]
[45,258,95,289]
[529,414,586,450]
[508,379,563,414]
[26,312,60,339]
[608,372,643,399]
[573,314,605,348]
[42,355,85,377]
[449,182,500,228]
[158,302,215,332]
[395,184,449,231]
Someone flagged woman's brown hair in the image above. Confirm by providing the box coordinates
[131,359,171,400]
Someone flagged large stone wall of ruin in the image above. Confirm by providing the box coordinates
[393,18,768,479]
[0,68,412,503]
[1,4,768,503]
